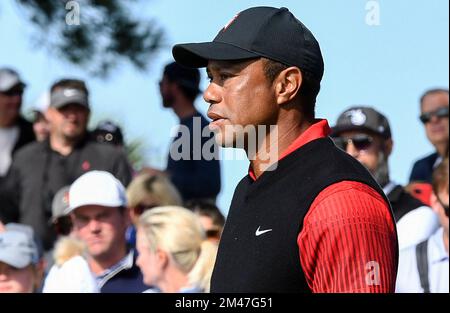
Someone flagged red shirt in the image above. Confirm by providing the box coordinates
[249,120,398,293]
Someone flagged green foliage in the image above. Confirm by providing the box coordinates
[14,0,165,77]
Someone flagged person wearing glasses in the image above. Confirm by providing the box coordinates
[125,173,182,247]
[0,68,35,226]
[0,68,35,179]
[409,89,449,183]
[396,155,449,293]
[332,106,439,249]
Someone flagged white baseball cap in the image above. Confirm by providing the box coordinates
[67,171,127,213]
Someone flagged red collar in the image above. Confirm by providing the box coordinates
[249,119,331,181]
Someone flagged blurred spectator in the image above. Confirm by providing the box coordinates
[409,89,449,183]
[145,61,221,203]
[125,173,182,247]
[0,68,35,178]
[405,182,433,207]
[31,92,50,142]
[2,78,132,251]
[91,120,124,148]
[68,171,151,293]
[185,200,225,244]
[396,154,448,293]
[50,186,73,237]
[0,68,35,224]
[42,237,99,293]
[136,206,218,292]
[332,106,439,249]
[42,185,98,293]
[0,228,41,293]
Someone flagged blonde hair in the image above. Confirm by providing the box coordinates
[53,236,88,266]
[138,206,218,292]
[127,174,182,208]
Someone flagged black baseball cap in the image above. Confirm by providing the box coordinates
[172,6,324,82]
[163,62,201,95]
[332,106,392,139]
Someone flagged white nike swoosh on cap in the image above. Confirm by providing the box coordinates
[255,226,273,236]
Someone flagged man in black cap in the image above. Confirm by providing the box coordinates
[3,78,132,251]
[148,61,221,203]
[0,68,35,225]
[173,6,398,293]
[0,68,35,178]
[332,106,439,250]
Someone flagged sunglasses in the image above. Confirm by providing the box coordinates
[205,228,221,239]
[133,204,158,216]
[0,88,24,97]
[419,107,449,124]
[333,134,374,151]
[53,216,73,236]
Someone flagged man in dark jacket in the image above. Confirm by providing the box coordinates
[3,79,132,251]
[0,68,35,225]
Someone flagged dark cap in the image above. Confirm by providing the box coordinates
[172,6,324,82]
[51,186,71,222]
[92,120,124,146]
[50,88,89,109]
[163,62,201,94]
[332,106,392,139]
[0,68,26,92]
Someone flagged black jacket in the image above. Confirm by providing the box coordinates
[13,116,35,153]
[387,184,428,222]
[0,116,35,223]
[1,135,132,250]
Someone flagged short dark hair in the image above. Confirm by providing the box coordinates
[185,200,225,228]
[262,58,320,120]
[163,62,200,102]
[420,88,449,108]
[50,79,89,96]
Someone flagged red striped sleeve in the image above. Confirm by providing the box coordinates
[298,181,398,293]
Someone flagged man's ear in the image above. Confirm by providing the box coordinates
[384,138,393,157]
[274,67,302,106]
[44,107,54,123]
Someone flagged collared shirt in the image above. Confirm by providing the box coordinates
[96,250,133,288]
[249,119,397,293]
[396,227,449,293]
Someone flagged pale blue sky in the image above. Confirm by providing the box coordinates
[1,0,448,215]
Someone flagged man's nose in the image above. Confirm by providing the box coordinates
[346,141,360,158]
[203,83,221,105]
[87,219,101,232]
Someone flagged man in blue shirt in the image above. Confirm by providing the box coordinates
[409,89,448,183]
[148,62,221,203]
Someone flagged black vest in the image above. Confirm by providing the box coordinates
[211,137,395,293]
